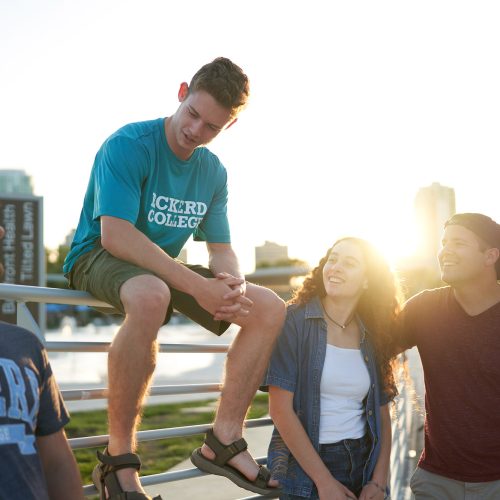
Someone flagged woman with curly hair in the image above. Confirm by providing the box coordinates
[265,237,403,499]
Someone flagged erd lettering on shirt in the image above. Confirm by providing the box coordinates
[0,358,39,455]
[148,192,207,229]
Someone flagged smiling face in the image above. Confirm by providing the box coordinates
[438,224,492,285]
[166,84,236,160]
[322,239,368,302]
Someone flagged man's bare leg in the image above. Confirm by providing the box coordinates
[201,284,285,486]
[106,275,170,494]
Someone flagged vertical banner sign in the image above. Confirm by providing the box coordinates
[0,195,44,326]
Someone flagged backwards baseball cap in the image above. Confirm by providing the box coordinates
[445,212,500,278]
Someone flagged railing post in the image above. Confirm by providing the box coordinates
[16,301,45,341]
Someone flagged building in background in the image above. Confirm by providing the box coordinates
[63,229,76,247]
[255,240,288,268]
[0,169,34,195]
[397,182,456,297]
[415,182,456,268]
[252,241,309,301]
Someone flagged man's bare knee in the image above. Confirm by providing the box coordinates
[244,285,286,331]
[121,275,171,328]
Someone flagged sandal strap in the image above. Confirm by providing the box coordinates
[204,428,248,466]
[94,449,163,500]
[254,465,272,489]
[97,449,142,472]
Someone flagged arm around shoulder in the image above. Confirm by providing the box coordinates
[392,298,418,355]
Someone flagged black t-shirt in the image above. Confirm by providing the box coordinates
[0,322,70,500]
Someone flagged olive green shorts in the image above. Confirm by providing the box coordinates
[66,243,231,336]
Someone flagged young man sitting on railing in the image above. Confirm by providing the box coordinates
[0,226,84,500]
[63,57,285,499]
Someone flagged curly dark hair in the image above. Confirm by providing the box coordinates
[291,237,404,399]
[189,57,250,118]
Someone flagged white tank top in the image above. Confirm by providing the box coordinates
[319,344,370,444]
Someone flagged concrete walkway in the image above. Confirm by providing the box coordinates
[144,424,277,500]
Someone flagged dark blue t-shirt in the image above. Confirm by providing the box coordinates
[0,323,69,500]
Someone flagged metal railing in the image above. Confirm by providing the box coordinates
[0,282,415,499]
[390,368,416,500]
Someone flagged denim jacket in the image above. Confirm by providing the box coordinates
[265,297,393,497]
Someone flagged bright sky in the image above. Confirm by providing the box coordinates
[1,1,499,272]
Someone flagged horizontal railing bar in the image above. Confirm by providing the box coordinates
[70,417,272,450]
[82,466,205,495]
[62,383,222,401]
[82,458,271,497]
[0,283,112,308]
[46,341,230,353]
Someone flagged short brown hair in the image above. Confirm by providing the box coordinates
[189,57,250,118]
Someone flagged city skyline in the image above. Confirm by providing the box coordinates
[0,168,458,273]
[2,1,499,273]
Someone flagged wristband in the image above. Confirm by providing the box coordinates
[367,480,385,494]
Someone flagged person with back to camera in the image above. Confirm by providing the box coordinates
[265,237,403,499]
[395,213,500,499]
[63,57,285,499]
[0,225,84,499]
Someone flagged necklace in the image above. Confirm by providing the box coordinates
[322,305,354,330]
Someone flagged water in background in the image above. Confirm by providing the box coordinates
[46,319,238,410]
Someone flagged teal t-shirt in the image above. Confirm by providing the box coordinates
[63,118,230,273]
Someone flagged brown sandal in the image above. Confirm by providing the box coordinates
[92,448,163,500]
[190,428,279,496]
